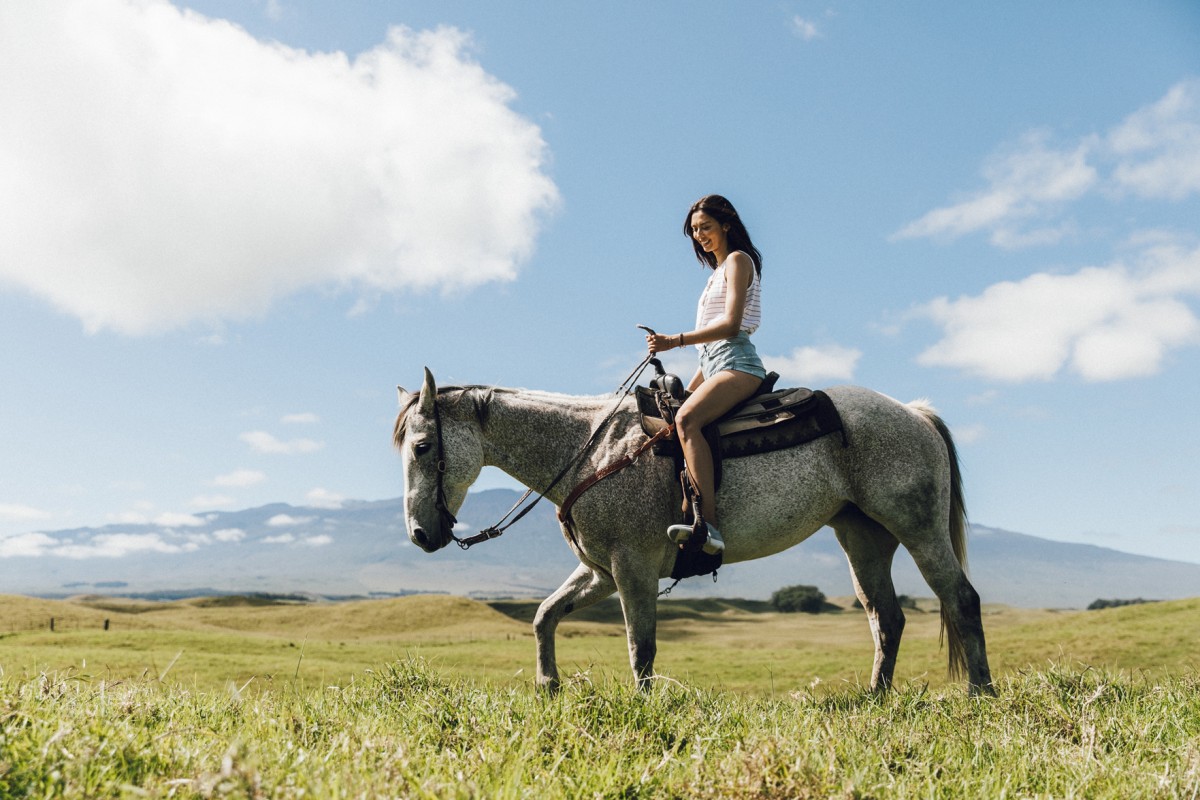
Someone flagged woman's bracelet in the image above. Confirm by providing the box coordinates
[677,333,685,348]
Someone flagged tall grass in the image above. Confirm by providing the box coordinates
[2,659,1197,798]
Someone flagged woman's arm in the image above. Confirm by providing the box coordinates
[647,252,754,353]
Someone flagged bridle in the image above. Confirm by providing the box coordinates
[428,391,460,536]
[426,348,661,550]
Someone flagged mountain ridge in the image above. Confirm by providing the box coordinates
[1,489,1196,608]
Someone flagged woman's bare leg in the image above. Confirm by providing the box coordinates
[674,369,762,524]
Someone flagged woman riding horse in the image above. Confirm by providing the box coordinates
[645,194,766,555]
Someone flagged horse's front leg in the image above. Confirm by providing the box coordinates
[612,552,660,691]
[534,562,615,693]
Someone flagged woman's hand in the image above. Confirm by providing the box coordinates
[646,331,680,354]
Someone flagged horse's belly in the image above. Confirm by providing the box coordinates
[715,446,847,564]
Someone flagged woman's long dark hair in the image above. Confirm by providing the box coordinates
[683,194,763,276]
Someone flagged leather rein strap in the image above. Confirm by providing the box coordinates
[557,423,674,527]
[448,354,658,551]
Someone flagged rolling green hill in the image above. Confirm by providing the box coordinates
[1,593,1195,694]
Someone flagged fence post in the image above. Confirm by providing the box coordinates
[50,617,55,632]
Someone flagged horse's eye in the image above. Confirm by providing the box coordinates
[413,442,433,457]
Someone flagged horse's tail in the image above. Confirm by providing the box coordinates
[909,401,969,680]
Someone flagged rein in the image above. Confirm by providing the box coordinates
[446,353,659,550]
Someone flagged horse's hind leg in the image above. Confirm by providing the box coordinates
[905,537,994,695]
[832,505,905,693]
[534,563,615,693]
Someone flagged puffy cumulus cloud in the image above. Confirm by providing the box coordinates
[0,532,60,558]
[0,1,558,334]
[213,527,246,542]
[914,244,1200,382]
[894,80,1200,247]
[762,345,862,383]
[266,514,311,527]
[240,431,323,455]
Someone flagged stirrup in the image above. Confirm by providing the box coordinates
[666,522,725,554]
[667,524,692,545]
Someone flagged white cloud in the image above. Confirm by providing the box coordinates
[305,488,344,509]
[304,534,333,546]
[240,431,323,455]
[952,424,987,445]
[0,1,558,334]
[213,527,246,542]
[914,244,1200,382]
[281,412,319,425]
[1108,79,1200,200]
[0,532,59,557]
[53,532,183,559]
[0,503,51,523]
[264,533,295,544]
[267,514,311,527]
[791,16,820,40]
[212,468,267,487]
[762,345,862,384]
[893,80,1200,247]
[893,131,1096,246]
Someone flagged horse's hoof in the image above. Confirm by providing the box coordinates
[536,676,561,696]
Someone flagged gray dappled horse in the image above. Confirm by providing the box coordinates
[395,368,994,695]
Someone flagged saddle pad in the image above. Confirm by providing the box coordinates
[636,385,846,459]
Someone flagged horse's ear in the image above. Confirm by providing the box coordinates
[397,386,412,405]
[419,368,437,414]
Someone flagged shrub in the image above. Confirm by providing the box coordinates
[1087,598,1158,611]
[770,584,826,614]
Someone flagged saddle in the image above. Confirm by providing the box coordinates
[635,370,847,463]
[635,368,847,583]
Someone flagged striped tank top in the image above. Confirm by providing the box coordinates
[695,252,761,346]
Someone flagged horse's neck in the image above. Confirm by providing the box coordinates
[482,389,622,501]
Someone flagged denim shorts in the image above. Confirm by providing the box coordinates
[699,332,767,381]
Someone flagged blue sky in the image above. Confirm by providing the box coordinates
[1,1,1199,566]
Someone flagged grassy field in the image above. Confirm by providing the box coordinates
[0,593,1197,797]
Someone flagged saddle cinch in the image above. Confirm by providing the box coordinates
[635,365,848,469]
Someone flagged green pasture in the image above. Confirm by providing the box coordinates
[0,594,1197,797]
[1,593,1196,694]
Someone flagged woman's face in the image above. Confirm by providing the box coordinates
[689,211,728,256]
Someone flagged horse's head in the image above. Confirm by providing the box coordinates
[394,368,485,552]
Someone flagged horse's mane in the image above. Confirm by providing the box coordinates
[392,385,500,446]
[392,384,623,447]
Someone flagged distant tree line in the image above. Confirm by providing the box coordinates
[1087,598,1159,611]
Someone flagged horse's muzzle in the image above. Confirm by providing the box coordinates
[411,525,449,553]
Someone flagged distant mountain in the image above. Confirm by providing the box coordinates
[1,489,1197,609]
